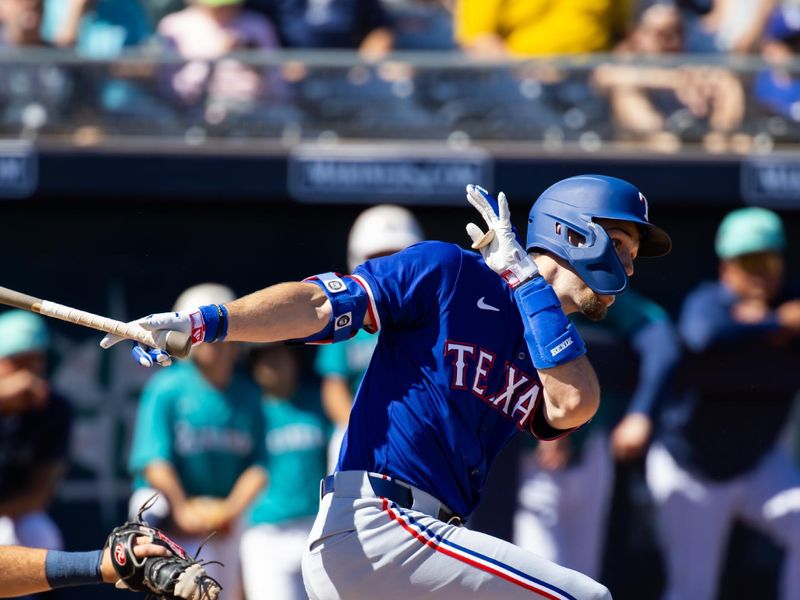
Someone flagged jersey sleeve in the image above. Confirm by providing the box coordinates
[529,401,581,441]
[592,290,682,418]
[352,241,464,332]
[128,374,177,476]
[628,316,682,417]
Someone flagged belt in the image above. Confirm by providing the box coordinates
[320,473,462,525]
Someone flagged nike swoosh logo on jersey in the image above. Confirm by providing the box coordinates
[477,297,500,312]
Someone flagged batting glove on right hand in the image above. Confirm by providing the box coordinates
[99,310,206,368]
[466,185,539,288]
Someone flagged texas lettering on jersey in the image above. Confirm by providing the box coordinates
[445,339,541,429]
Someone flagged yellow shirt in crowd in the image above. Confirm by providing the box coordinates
[456,0,633,56]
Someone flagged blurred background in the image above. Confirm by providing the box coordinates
[1,0,800,599]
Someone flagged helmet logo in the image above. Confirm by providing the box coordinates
[639,192,649,222]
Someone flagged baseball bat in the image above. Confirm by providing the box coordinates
[471,229,495,250]
[0,286,192,359]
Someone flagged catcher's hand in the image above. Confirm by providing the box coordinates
[104,495,221,600]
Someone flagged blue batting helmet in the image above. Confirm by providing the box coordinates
[526,175,671,295]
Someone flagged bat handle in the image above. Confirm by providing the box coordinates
[101,320,193,360]
[123,324,193,360]
[38,301,193,359]
[164,331,193,359]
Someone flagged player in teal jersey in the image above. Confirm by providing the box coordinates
[242,344,328,600]
[316,204,424,469]
[127,284,267,598]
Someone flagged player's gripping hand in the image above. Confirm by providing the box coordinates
[465,184,539,288]
[99,305,227,368]
[99,312,201,368]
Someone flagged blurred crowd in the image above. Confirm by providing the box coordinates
[1,200,799,600]
[1,0,800,148]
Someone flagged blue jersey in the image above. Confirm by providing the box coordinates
[332,241,565,518]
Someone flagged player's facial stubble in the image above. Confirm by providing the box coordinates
[576,287,609,321]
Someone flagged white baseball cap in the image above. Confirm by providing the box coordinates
[173,283,236,312]
[347,205,424,271]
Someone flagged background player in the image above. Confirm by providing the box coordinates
[315,204,424,470]
[102,175,671,599]
[0,311,72,555]
[646,207,800,600]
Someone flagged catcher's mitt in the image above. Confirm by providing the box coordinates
[104,494,222,600]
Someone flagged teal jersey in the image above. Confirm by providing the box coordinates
[314,329,378,393]
[129,361,267,498]
[248,393,328,525]
[580,288,669,340]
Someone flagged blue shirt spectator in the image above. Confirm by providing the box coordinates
[245,0,393,53]
[755,4,800,122]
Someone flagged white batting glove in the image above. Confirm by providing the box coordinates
[99,310,205,368]
[465,184,539,288]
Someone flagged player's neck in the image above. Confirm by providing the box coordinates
[532,253,577,314]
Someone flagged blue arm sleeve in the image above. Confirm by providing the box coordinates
[293,273,370,344]
[627,318,682,416]
[514,277,587,370]
[679,284,781,353]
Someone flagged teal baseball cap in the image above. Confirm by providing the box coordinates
[715,207,786,259]
[0,310,49,359]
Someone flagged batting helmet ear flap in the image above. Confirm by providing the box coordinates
[562,223,629,295]
[530,209,629,295]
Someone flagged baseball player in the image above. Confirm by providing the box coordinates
[646,207,800,600]
[0,311,71,553]
[316,204,424,470]
[103,175,671,599]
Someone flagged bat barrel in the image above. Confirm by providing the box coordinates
[0,286,43,312]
